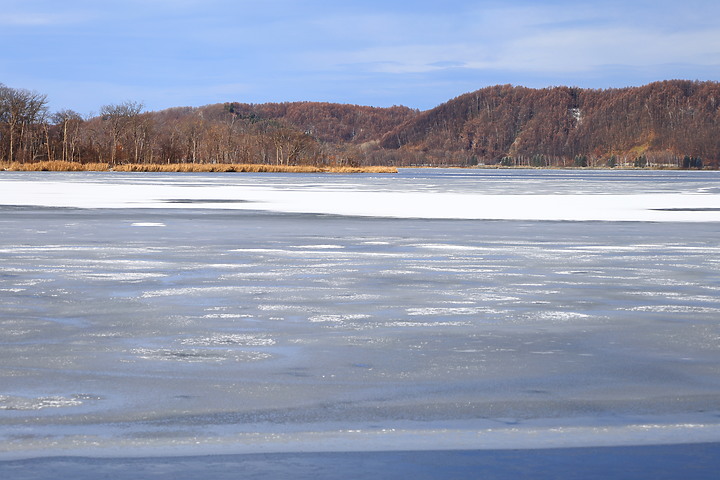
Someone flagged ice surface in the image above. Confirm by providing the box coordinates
[0,169,719,461]
[1,169,720,221]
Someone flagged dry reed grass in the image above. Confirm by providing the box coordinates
[0,161,110,171]
[1,161,397,174]
[111,163,326,173]
[326,166,398,173]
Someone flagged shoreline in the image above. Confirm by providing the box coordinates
[0,161,398,174]
[3,413,720,462]
[2,443,719,480]
[0,161,714,173]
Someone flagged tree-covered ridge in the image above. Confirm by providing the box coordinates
[0,80,718,168]
[381,81,720,167]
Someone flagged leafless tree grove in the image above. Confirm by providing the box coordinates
[1,81,718,168]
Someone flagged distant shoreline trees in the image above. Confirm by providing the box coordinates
[0,81,717,169]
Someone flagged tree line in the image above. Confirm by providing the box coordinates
[1,80,718,168]
[0,83,419,167]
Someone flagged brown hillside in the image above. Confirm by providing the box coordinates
[198,102,418,144]
[380,80,720,167]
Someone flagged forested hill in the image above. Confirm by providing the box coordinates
[379,80,720,168]
[1,80,719,168]
[202,102,418,145]
[144,80,720,168]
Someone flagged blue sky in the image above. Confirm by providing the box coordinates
[2,0,719,115]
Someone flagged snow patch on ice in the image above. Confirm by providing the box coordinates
[179,334,275,347]
[0,395,87,410]
[83,272,167,281]
[3,178,720,222]
[536,311,592,321]
[309,314,372,323]
[131,348,272,363]
[383,320,472,327]
[406,306,495,316]
[625,305,720,313]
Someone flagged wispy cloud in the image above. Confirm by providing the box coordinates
[0,13,81,26]
[494,28,720,73]
[306,2,720,78]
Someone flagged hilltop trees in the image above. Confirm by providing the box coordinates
[380,80,720,167]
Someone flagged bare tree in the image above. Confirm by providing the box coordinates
[0,85,48,163]
[52,109,84,162]
[100,101,144,164]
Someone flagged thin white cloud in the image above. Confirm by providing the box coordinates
[312,44,475,74]
[0,13,74,26]
[304,3,720,77]
[477,27,720,73]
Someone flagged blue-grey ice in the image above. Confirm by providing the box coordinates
[0,169,719,460]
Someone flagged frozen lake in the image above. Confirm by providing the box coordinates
[0,169,719,475]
